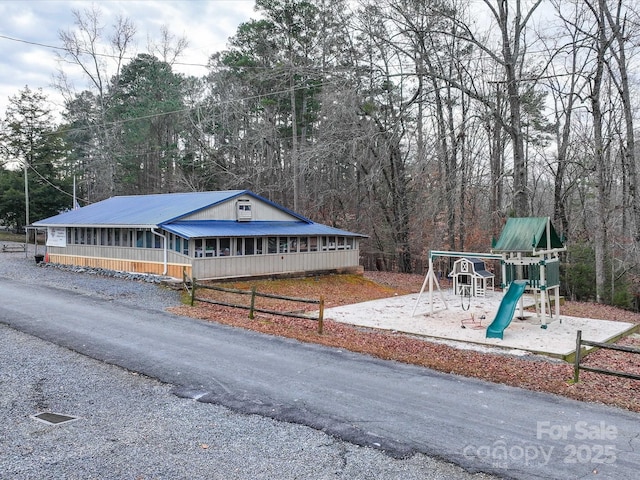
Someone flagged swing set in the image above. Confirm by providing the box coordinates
[412,217,566,333]
[412,250,502,316]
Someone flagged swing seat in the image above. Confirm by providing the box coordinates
[461,313,484,329]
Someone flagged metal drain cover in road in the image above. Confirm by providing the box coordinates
[31,412,79,425]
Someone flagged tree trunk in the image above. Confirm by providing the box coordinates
[591,0,610,303]
[290,68,300,212]
[602,1,638,243]
[489,85,505,239]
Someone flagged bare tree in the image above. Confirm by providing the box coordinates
[585,0,615,303]
[479,0,544,216]
[600,0,639,245]
[147,25,189,65]
[543,0,593,237]
[55,5,136,201]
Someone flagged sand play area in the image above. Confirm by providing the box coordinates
[323,288,638,360]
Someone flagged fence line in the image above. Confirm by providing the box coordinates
[573,330,640,383]
[183,268,325,333]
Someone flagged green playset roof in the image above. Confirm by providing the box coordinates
[492,217,564,253]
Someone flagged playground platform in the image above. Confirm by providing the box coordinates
[323,289,638,361]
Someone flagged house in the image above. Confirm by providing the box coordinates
[32,190,367,280]
[448,257,495,297]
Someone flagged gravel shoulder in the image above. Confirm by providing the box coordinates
[0,249,497,480]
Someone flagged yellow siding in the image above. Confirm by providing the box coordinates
[47,254,190,279]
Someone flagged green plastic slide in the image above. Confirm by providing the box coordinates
[485,280,528,339]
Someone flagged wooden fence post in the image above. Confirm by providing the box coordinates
[249,286,257,319]
[318,295,325,334]
[573,330,582,383]
[190,276,197,306]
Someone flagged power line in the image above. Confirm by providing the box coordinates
[0,34,211,69]
[27,162,77,202]
[0,31,581,74]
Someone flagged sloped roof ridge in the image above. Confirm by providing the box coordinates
[109,189,245,199]
[492,216,563,252]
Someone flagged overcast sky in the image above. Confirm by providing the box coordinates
[0,0,257,117]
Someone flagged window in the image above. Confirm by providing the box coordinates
[236,238,244,255]
[120,229,129,247]
[268,237,277,254]
[219,238,231,256]
[237,200,252,221]
[195,239,203,257]
[256,238,263,254]
[299,237,308,252]
[279,237,288,253]
[245,238,255,255]
[205,239,216,257]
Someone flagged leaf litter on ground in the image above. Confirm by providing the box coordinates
[169,272,640,413]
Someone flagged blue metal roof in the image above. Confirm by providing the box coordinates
[32,190,310,227]
[32,190,366,239]
[161,221,367,239]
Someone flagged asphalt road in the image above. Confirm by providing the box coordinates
[1,277,638,479]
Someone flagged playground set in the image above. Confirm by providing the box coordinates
[413,217,566,340]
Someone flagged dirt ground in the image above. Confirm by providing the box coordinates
[169,271,640,413]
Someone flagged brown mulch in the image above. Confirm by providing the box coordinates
[169,272,640,413]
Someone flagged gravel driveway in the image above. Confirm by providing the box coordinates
[0,246,496,480]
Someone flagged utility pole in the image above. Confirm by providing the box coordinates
[23,159,29,227]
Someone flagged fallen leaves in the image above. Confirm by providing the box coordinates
[169,272,640,413]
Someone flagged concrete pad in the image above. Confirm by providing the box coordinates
[324,290,638,360]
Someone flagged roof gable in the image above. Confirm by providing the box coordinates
[492,217,564,253]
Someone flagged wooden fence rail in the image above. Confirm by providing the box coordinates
[183,269,325,333]
[573,330,640,383]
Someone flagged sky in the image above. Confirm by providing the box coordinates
[0,0,258,117]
